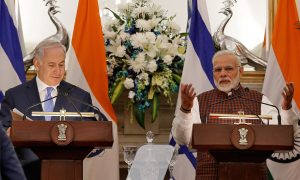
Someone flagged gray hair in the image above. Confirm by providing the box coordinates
[212,50,241,66]
[34,40,66,61]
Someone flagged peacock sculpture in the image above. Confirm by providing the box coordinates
[212,0,267,70]
[23,0,69,71]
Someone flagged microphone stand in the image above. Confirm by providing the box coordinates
[61,95,106,121]
[203,94,237,124]
[58,85,106,121]
[203,88,281,125]
[234,92,281,125]
[66,98,83,121]
[238,99,265,124]
[23,94,59,120]
[233,89,265,125]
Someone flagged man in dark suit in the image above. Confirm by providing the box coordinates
[0,122,26,180]
[0,40,100,180]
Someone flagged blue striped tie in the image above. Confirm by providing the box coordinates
[44,87,54,121]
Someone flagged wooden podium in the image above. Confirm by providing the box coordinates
[192,124,294,180]
[10,120,113,180]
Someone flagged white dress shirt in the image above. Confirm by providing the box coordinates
[35,76,59,111]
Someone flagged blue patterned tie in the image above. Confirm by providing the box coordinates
[44,87,54,121]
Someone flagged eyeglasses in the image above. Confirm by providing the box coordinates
[213,66,240,73]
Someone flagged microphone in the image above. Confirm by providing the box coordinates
[231,88,264,124]
[23,85,68,120]
[66,98,84,121]
[203,87,279,125]
[58,85,107,121]
[57,86,84,121]
[235,87,281,125]
[23,93,59,120]
[203,91,237,123]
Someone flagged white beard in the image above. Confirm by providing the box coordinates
[214,73,240,93]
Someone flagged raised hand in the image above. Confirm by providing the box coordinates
[180,83,196,113]
[281,82,294,110]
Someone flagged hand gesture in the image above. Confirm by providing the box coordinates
[180,83,196,113]
[281,82,294,110]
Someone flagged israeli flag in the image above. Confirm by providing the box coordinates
[171,0,215,179]
[0,0,25,102]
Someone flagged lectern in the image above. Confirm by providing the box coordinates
[192,124,293,180]
[11,120,113,180]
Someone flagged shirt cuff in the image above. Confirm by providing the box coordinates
[281,108,298,125]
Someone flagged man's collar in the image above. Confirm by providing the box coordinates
[35,76,59,92]
[216,83,244,97]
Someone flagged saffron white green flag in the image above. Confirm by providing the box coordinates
[66,0,119,179]
[262,0,300,179]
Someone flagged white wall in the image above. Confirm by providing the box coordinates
[18,0,265,57]
[18,0,78,52]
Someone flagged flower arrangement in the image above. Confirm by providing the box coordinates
[103,0,186,129]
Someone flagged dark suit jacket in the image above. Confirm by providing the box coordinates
[0,123,26,180]
[0,77,96,128]
[0,77,98,180]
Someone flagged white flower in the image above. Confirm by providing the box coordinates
[129,53,146,73]
[124,78,134,89]
[150,4,164,17]
[145,32,156,43]
[106,37,126,57]
[104,0,186,114]
[104,19,120,31]
[137,72,149,85]
[137,72,148,80]
[132,0,151,4]
[145,47,157,58]
[119,31,130,41]
[167,43,179,56]
[128,91,136,99]
[131,32,157,57]
[132,6,150,18]
[163,55,173,65]
[156,35,169,49]
[167,21,181,34]
[103,30,117,39]
[149,18,161,29]
[117,3,134,14]
[146,60,158,73]
[107,58,115,76]
[136,19,152,31]
[115,45,126,57]
[136,52,146,61]
[131,33,147,48]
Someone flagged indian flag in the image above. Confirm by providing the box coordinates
[66,0,118,179]
[262,0,300,179]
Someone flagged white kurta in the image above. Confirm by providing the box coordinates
[172,95,299,145]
